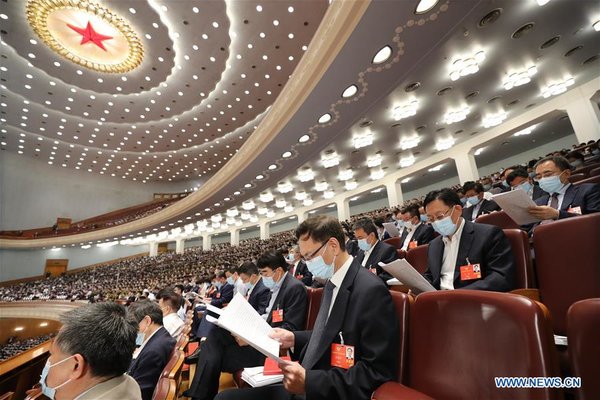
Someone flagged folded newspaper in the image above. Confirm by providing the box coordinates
[380,259,436,294]
[206,293,287,363]
[241,366,283,387]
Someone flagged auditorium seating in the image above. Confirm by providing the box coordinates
[152,377,177,400]
[568,173,587,183]
[533,213,600,335]
[372,291,562,400]
[389,291,412,384]
[572,163,600,177]
[567,298,600,400]
[573,175,600,185]
[475,211,520,230]
[502,229,535,289]
[589,166,600,177]
[383,237,402,249]
[405,244,428,274]
[305,287,323,330]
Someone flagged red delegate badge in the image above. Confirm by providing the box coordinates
[272,308,283,323]
[460,263,482,281]
[331,343,355,369]
[408,240,418,250]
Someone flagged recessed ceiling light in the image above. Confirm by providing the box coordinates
[212,21,219,28]
[372,45,392,64]
[415,0,439,14]
[594,21,600,31]
[482,111,508,128]
[318,113,332,124]
[536,0,550,5]
[393,99,419,120]
[129,7,136,14]
[298,134,310,143]
[282,151,292,158]
[436,137,455,151]
[345,180,358,191]
[256,5,263,12]
[399,154,416,168]
[268,164,277,170]
[0,14,7,20]
[342,84,358,98]
[352,131,374,149]
[288,6,295,13]
[273,20,279,26]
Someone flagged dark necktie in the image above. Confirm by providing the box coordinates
[302,280,336,369]
[549,193,559,210]
[399,229,409,247]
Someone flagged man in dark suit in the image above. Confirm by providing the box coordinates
[127,300,176,400]
[215,215,399,400]
[423,189,516,292]
[288,245,313,286]
[507,168,547,201]
[184,252,307,400]
[528,156,600,221]
[352,218,398,281]
[461,181,501,221]
[398,204,435,250]
[195,271,234,338]
[238,261,270,315]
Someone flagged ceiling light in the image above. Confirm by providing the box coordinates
[370,169,385,180]
[401,177,411,183]
[352,131,374,149]
[295,191,308,201]
[342,84,358,98]
[594,21,600,31]
[277,181,294,193]
[256,174,264,180]
[14,327,24,331]
[284,205,295,213]
[268,164,277,170]
[400,135,420,150]
[513,124,537,136]
[275,198,286,208]
[345,180,358,191]
[399,154,416,168]
[297,168,315,182]
[260,191,274,202]
[212,21,219,28]
[415,0,439,14]
[282,151,292,158]
[449,50,485,81]
[323,190,335,199]
[366,154,382,168]
[338,168,353,181]
[241,212,251,221]
[211,214,223,223]
[474,148,484,156]
[288,6,294,12]
[443,105,471,124]
[226,208,239,217]
[503,65,537,90]
[541,77,575,98]
[482,111,508,128]
[321,151,340,168]
[298,134,310,143]
[315,181,329,191]
[242,200,255,210]
[372,45,392,64]
[318,113,332,124]
[536,0,550,5]
[303,198,314,207]
[256,5,263,12]
[428,164,444,172]
[257,207,269,215]
[436,137,456,151]
[393,99,419,120]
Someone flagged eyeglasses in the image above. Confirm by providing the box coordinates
[302,239,329,261]
[426,207,453,223]
[533,170,564,182]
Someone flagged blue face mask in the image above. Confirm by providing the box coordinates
[528,171,536,178]
[136,319,149,346]
[396,220,404,228]
[357,238,371,251]
[460,197,467,205]
[515,181,533,193]
[214,282,222,290]
[466,196,480,205]
[305,244,335,280]
[538,172,565,194]
[431,208,458,237]
[287,254,295,262]
[226,277,235,285]
[262,276,275,289]
[420,214,428,223]
[40,355,75,399]
[502,180,510,188]
[244,281,254,290]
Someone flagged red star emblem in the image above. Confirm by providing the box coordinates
[67,21,113,51]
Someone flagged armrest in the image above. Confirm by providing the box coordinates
[372,382,434,400]
[510,288,540,302]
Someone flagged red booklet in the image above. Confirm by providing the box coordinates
[263,356,291,375]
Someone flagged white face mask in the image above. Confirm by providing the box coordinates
[40,355,76,399]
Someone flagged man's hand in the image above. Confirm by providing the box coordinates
[232,334,248,347]
[269,328,294,349]
[280,362,305,395]
[528,205,559,220]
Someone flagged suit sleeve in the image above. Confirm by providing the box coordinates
[419,225,435,245]
[376,245,398,282]
[304,281,399,400]
[463,227,516,292]
[256,288,270,316]
[210,285,233,307]
[279,283,308,332]
[301,270,314,287]
[558,184,600,219]
[129,349,165,398]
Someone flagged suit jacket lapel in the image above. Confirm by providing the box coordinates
[267,274,290,324]
[429,238,444,282]
[454,220,475,282]
[560,185,576,211]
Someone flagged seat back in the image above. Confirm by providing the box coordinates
[175,334,189,351]
[567,299,600,400]
[569,173,587,183]
[151,377,177,400]
[408,291,561,400]
[383,237,402,249]
[405,244,429,274]
[502,229,535,289]
[573,175,600,185]
[396,249,406,259]
[572,163,600,177]
[161,349,185,386]
[533,213,600,334]
[305,288,323,330]
[389,291,412,383]
[589,166,600,177]
[476,211,520,230]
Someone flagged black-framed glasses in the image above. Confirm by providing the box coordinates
[302,239,329,261]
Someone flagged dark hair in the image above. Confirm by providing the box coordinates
[174,284,184,292]
[372,217,384,228]
[566,151,584,162]
[506,168,529,185]
[216,270,227,279]
[227,266,238,275]
[156,288,181,312]
[56,302,137,378]
[423,188,462,210]
[238,261,259,277]
[403,204,420,219]
[257,250,288,272]
[462,181,483,194]
[501,166,520,178]
[534,156,571,172]
[128,300,163,325]
[295,215,346,252]
[352,218,378,236]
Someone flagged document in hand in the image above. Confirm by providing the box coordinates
[380,259,436,294]
[491,190,542,225]
[241,366,283,387]
[383,222,400,238]
[208,293,286,363]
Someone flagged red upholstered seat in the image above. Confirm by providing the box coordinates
[372,291,561,400]
[502,229,535,289]
[389,291,412,383]
[476,211,520,230]
[405,244,428,274]
[567,298,600,400]
[533,213,600,335]
[305,287,323,330]
[384,237,403,249]
[589,166,600,177]
[151,377,176,400]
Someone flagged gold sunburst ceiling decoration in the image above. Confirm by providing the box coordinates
[26,0,143,73]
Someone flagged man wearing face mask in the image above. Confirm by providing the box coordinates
[239,261,270,315]
[194,271,235,339]
[528,156,600,221]
[227,266,248,297]
[288,245,313,286]
[566,150,585,170]
[352,218,398,282]
[423,188,516,292]
[157,288,185,337]
[215,215,399,400]
[507,168,547,201]
[127,300,176,400]
[398,204,435,251]
[460,181,501,222]
[37,302,141,400]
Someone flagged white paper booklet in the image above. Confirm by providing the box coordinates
[241,366,284,387]
[380,259,436,294]
[208,293,285,363]
[383,222,400,238]
[490,190,542,225]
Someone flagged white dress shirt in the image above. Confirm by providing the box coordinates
[327,256,354,318]
[400,222,421,251]
[162,312,184,337]
[440,218,466,290]
[470,200,483,220]
[360,241,378,267]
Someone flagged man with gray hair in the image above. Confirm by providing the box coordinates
[37,302,141,399]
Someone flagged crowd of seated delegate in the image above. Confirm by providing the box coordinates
[0,333,56,362]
